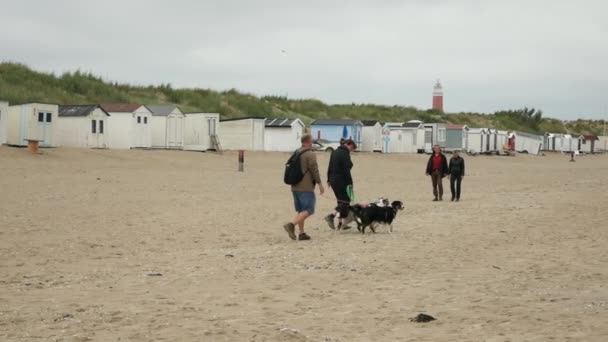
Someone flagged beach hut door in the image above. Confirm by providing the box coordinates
[167,116,184,148]
[424,127,433,153]
[36,111,53,147]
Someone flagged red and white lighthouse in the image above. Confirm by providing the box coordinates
[432,80,444,112]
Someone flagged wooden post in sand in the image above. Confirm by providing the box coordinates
[26,139,41,154]
[238,150,244,172]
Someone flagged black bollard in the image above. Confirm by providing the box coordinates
[238,150,244,171]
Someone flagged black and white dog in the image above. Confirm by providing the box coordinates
[334,198,389,231]
[351,200,404,234]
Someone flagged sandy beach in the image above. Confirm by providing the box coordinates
[1,146,607,341]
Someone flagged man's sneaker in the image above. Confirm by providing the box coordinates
[298,233,311,241]
[324,214,336,230]
[283,223,296,240]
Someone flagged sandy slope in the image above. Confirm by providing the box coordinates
[0,146,607,342]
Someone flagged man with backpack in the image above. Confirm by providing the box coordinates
[283,134,324,241]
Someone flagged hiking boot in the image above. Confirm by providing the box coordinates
[298,233,311,241]
[324,214,336,230]
[283,223,296,240]
[451,197,455,202]
[456,198,460,202]
[432,198,438,202]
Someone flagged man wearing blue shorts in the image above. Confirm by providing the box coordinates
[284,134,324,241]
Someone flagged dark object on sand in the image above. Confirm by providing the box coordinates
[409,313,436,323]
[146,273,163,277]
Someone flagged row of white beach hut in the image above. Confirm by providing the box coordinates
[380,121,606,155]
[0,102,221,151]
[543,133,603,154]
[1,101,605,154]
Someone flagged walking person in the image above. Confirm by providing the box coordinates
[324,139,357,229]
[448,150,465,201]
[425,144,449,201]
[283,134,324,241]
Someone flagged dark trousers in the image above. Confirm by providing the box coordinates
[431,170,444,199]
[331,180,350,217]
[450,175,462,199]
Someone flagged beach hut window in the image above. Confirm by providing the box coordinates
[91,120,97,134]
[137,116,141,124]
[144,117,148,124]
[38,112,44,122]
[99,120,104,134]
[438,128,446,141]
[46,113,52,122]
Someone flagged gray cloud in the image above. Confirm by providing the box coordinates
[1,0,607,119]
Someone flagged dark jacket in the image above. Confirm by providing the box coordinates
[327,145,353,185]
[426,153,449,175]
[448,156,465,176]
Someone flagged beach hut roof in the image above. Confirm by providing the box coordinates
[311,119,362,126]
[403,121,423,128]
[100,103,143,113]
[59,105,109,117]
[220,116,266,122]
[468,128,487,134]
[361,120,379,126]
[580,134,599,141]
[265,118,303,128]
[147,105,182,116]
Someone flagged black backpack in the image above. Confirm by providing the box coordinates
[284,149,311,185]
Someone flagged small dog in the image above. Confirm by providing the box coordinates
[353,200,404,234]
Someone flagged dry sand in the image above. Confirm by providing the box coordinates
[0,146,607,342]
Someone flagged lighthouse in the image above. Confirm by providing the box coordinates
[432,80,444,112]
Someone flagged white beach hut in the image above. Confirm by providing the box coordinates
[183,112,220,151]
[219,117,266,151]
[597,136,608,152]
[147,105,185,149]
[510,131,543,155]
[422,123,447,152]
[559,134,579,152]
[467,128,487,154]
[101,104,152,149]
[382,123,420,153]
[486,128,498,152]
[0,101,8,145]
[496,130,509,152]
[403,120,426,153]
[543,133,557,151]
[264,118,305,152]
[579,135,599,153]
[6,103,58,147]
[361,120,383,152]
[57,105,110,148]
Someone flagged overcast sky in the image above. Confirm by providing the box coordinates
[1,0,607,119]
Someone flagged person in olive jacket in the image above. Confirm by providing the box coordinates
[425,144,449,201]
[324,139,357,229]
[448,150,465,202]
